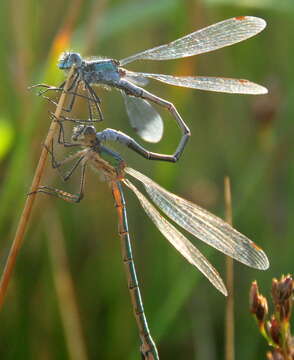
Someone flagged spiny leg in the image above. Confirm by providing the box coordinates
[56,117,74,147]
[112,181,159,360]
[33,186,82,203]
[59,77,102,118]
[47,144,86,182]
[29,80,73,113]
[61,81,103,122]
[32,72,78,97]
[51,112,98,131]
[84,82,104,122]
[31,162,87,203]
[32,78,104,123]
[48,112,84,147]
[62,76,80,113]
[30,75,70,102]
[42,122,87,181]
[37,74,79,113]
[48,90,100,111]
[29,81,65,95]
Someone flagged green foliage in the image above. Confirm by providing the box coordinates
[0,118,13,159]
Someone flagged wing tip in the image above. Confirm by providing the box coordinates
[209,277,228,296]
[139,131,163,143]
[234,16,267,31]
[254,85,268,95]
[221,286,228,297]
[259,255,270,271]
[238,80,268,95]
[251,241,270,270]
[251,250,270,271]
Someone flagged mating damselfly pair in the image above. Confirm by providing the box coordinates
[34,118,269,359]
[29,15,269,359]
[33,16,267,162]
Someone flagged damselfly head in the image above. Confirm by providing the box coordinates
[72,125,97,145]
[58,52,82,69]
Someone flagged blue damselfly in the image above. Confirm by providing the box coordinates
[33,16,267,162]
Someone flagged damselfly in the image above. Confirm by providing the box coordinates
[33,16,267,162]
[34,120,269,359]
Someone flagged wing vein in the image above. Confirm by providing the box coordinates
[123,178,227,295]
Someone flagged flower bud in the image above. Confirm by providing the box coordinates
[272,275,293,321]
[250,281,268,325]
[267,316,281,346]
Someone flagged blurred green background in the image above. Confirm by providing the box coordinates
[0,0,292,359]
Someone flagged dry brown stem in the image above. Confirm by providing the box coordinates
[0,66,75,309]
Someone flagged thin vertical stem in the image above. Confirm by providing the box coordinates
[0,66,75,310]
[111,181,159,360]
[224,176,234,360]
[45,207,88,360]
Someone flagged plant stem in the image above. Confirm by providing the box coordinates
[0,66,75,310]
[224,176,235,360]
[45,206,88,360]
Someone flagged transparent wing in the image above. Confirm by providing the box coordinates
[137,73,268,95]
[120,16,266,65]
[124,178,227,296]
[125,167,269,270]
[122,93,163,143]
[124,70,150,87]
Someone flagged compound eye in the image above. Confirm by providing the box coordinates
[84,126,95,135]
[70,53,82,67]
[58,52,73,69]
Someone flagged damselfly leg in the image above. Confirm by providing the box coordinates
[30,74,104,122]
[33,123,160,360]
[31,17,268,163]
[32,122,269,358]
